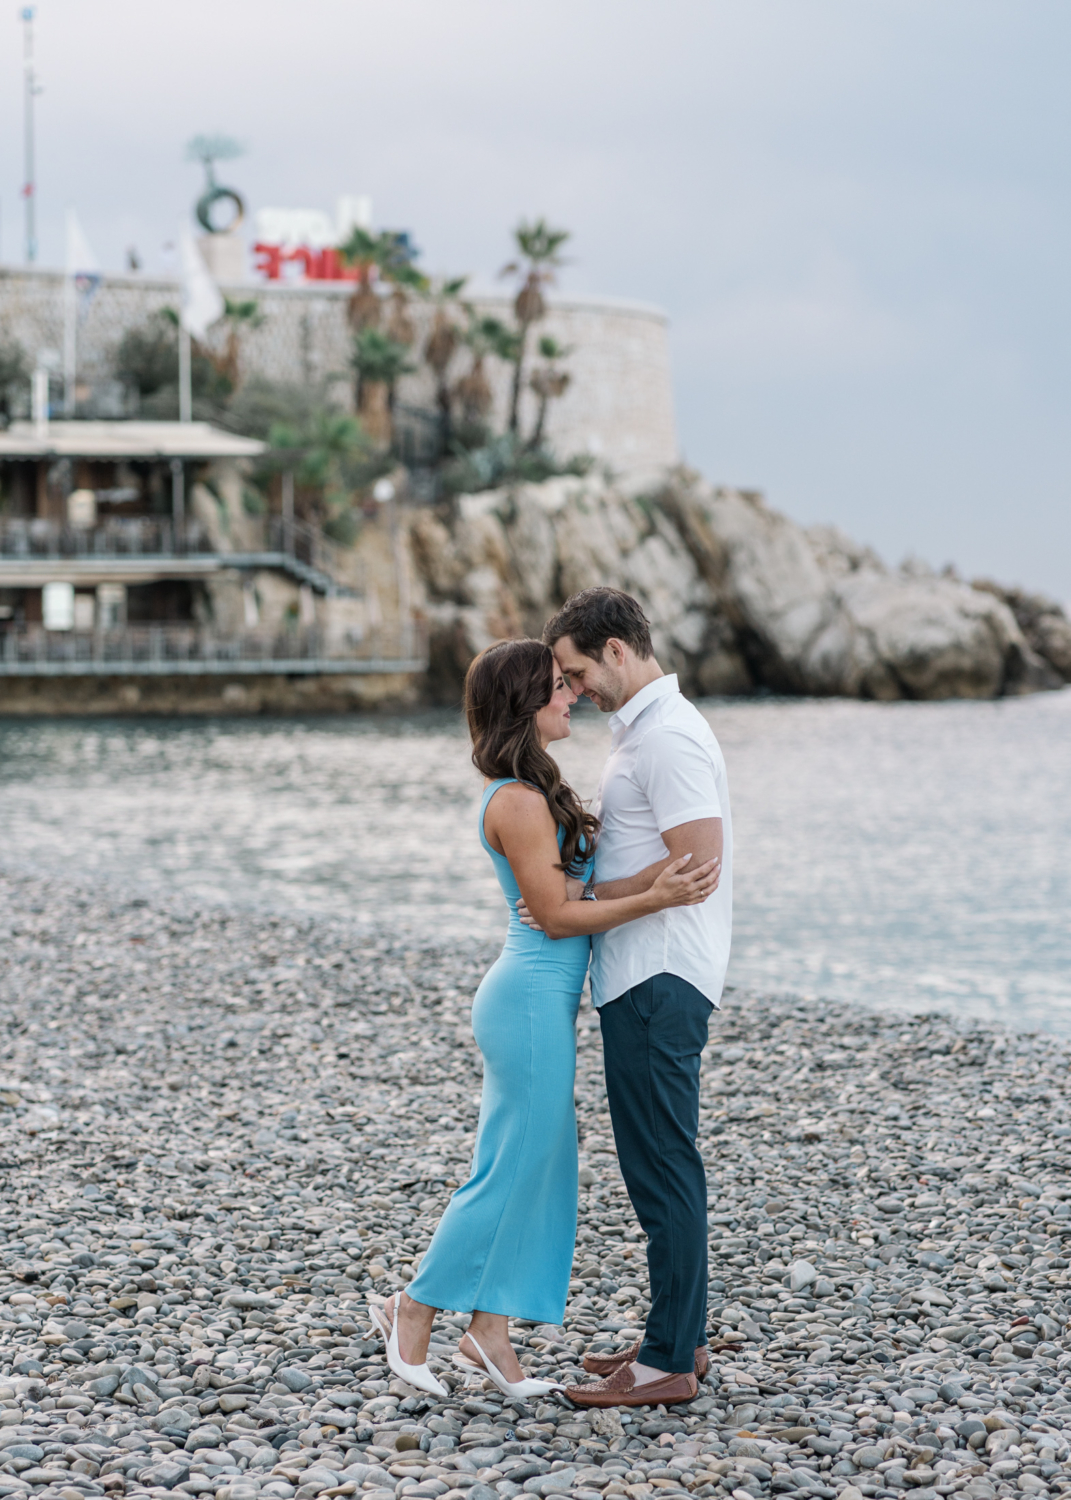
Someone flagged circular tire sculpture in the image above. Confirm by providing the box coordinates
[196,184,246,235]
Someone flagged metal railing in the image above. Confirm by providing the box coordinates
[0,622,427,677]
[264,517,346,580]
[0,514,344,564]
[0,516,215,559]
[0,515,353,593]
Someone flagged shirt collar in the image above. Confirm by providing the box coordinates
[608,673,679,732]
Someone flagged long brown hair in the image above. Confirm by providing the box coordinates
[465,638,598,876]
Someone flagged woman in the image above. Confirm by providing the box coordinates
[370,639,719,1400]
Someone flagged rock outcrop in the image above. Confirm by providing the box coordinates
[971,580,1071,683]
[406,469,1070,701]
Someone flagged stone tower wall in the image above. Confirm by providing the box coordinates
[0,267,677,480]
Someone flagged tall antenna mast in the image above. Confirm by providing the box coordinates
[22,6,41,264]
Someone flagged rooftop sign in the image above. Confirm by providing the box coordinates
[253,196,371,282]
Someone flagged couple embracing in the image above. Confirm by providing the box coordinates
[371,587,732,1409]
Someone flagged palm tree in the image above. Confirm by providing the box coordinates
[269,409,369,542]
[423,277,469,447]
[339,228,428,452]
[453,314,520,438]
[352,328,415,450]
[216,296,263,390]
[385,286,417,350]
[340,228,384,333]
[376,232,427,293]
[340,228,428,335]
[527,336,572,451]
[500,218,570,436]
[375,236,426,395]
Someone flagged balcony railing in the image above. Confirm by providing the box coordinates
[0,516,215,559]
[0,622,427,677]
[0,515,345,572]
[263,517,346,581]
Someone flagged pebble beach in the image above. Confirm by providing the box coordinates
[0,870,1069,1500]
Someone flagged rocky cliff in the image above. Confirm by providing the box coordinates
[407,469,1071,701]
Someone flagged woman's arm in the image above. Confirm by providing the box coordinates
[518,819,722,930]
[593,818,723,899]
[486,785,718,941]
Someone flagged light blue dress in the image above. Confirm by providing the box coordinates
[407,778,591,1324]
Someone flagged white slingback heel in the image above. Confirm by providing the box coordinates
[369,1298,448,1400]
[453,1331,562,1400]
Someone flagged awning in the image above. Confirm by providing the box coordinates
[0,420,265,461]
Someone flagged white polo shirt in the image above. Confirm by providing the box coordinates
[590,674,732,1009]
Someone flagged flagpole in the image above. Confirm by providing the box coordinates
[63,210,76,417]
[63,272,76,418]
[178,321,192,423]
[22,7,39,264]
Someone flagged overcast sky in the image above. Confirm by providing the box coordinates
[2,0,1068,599]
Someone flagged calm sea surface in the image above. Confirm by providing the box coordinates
[1,689,1068,1034]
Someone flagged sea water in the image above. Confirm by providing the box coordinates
[0,688,1068,1033]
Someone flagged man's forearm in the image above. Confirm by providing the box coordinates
[593,818,723,902]
[593,858,671,901]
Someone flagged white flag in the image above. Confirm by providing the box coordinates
[65,208,100,276]
[180,227,224,341]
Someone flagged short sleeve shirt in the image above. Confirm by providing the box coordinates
[590,674,732,1008]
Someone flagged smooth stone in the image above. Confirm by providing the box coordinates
[462,1450,504,1469]
[143,1461,192,1488]
[296,1467,339,1488]
[525,1474,576,1496]
[788,1260,818,1292]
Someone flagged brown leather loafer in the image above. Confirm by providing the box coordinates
[583,1341,710,1380]
[565,1362,698,1409]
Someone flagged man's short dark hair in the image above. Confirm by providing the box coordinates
[543,587,653,661]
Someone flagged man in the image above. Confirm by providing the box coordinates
[541,587,732,1409]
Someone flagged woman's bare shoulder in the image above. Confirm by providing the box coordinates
[485,780,554,827]
[488,780,547,810]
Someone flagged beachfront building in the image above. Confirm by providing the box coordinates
[0,419,424,702]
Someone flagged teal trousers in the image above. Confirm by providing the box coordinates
[599,972,711,1373]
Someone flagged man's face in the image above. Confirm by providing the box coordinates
[552,636,628,713]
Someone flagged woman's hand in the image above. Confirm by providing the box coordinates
[516,874,585,932]
[647,853,721,910]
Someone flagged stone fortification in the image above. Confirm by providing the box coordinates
[0,268,677,480]
[408,470,1071,702]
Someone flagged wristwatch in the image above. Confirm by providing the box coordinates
[582,878,598,902]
